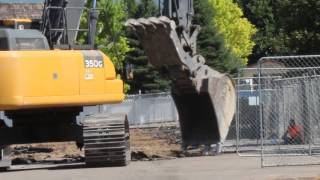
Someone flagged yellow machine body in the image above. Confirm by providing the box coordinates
[0,19,33,29]
[2,19,32,26]
[0,50,124,110]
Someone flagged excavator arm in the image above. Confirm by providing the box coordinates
[126,0,236,147]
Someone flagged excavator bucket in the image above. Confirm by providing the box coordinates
[126,17,236,147]
[172,76,236,146]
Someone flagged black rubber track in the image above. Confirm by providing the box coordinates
[83,114,130,167]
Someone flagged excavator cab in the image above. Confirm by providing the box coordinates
[0,29,50,51]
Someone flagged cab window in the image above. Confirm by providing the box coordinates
[15,38,46,50]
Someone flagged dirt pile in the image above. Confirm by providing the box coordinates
[130,125,181,159]
[10,142,83,165]
[9,125,218,165]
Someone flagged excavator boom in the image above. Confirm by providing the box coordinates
[126,1,236,147]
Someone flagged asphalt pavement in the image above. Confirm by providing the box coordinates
[0,154,319,180]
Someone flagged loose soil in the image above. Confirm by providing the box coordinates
[10,126,181,164]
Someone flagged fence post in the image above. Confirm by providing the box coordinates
[236,71,241,153]
[308,74,312,156]
[258,60,264,168]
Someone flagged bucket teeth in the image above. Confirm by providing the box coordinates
[125,16,184,67]
[126,16,174,34]
[137,18,157,31]
[125,19,147,34]
[158,16,175,28]
[149,17,168,30]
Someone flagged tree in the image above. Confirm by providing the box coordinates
[95,0,130,71]
[124,0,171,94]
[237,0,286,64]
[126,0,138,16]
[209,0,257,66]
[273,0,320,55]
[238,0,320,64]
[194,0,240,73]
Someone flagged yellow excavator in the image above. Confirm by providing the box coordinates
[0,0,129,169]
[0,0,236,169]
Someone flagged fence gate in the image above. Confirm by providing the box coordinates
[234,68,261,156]
[258,55,320,167]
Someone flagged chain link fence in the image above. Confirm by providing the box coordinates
[231,68,261,156]
[99,93,179,125]
[256,56,320,167]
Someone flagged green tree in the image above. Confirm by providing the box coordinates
[238,0,320,64]
[237,0,285,64]
[96,0,131,71]
[126,0,138,16]
[209,0,257,66]
[273,0,320,55]
[194,0,240,73]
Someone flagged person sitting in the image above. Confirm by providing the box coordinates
[283,119,303,144]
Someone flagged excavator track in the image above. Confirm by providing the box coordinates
[83,113,130,166]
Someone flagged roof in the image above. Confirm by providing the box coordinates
[0,0,43,3]
[0,3,43,20]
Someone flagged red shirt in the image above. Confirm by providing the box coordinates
[288,125,302,138]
